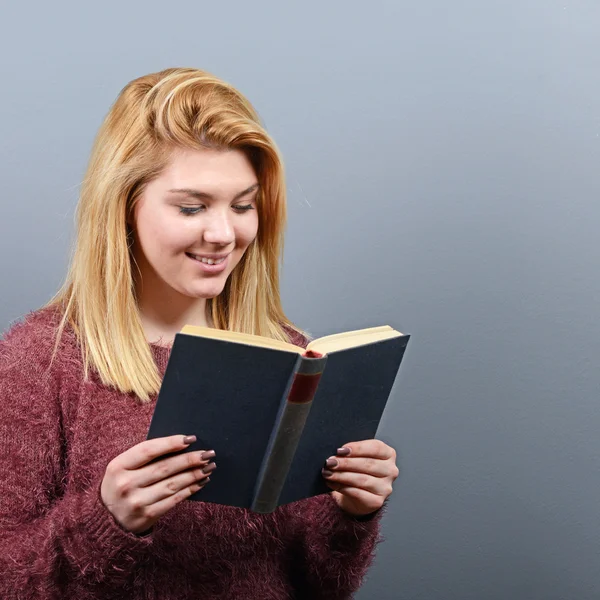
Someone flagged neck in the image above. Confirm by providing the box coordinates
[134,267,211,347]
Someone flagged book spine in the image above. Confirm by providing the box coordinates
[251,352,327,513]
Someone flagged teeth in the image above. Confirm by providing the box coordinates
[192,255,226,265]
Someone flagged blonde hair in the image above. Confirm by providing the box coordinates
[45,67,302,402]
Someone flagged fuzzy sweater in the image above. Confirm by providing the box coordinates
[0,308,382,599]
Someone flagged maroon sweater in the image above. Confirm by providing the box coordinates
[0,308,382,599]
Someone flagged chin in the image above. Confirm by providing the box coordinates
[187,282,227,299]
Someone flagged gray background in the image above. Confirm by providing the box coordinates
[1,1,599,598]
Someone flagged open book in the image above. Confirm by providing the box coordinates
[147,325,410,513]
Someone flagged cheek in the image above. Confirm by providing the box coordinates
[237,215,259,248]
[137,213,189,259]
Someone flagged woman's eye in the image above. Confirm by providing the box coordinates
[179,204,254,215]
[232,204,255,213]
[179,206,204,215]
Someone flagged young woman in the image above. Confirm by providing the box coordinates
[0,67,399,599]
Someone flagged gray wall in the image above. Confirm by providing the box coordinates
[1,1,599,598]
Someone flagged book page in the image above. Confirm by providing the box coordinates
[308,326,403,355]
[180,324,304,353]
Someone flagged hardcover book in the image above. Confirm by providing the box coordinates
[147,324,410,513]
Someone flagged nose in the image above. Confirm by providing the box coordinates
[202,210,235,247]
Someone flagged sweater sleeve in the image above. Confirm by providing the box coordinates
[279,324,384,598]
[0,316,152,597]
[281,493,383,599]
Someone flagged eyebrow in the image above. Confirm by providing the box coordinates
[167,183,260,201]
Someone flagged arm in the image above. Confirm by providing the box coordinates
[0,321,152,597]
[281,493,384,599]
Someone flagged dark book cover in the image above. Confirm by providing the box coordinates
[147,334,301,508]
[278,335,409,506]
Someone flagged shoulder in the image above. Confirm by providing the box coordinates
[1,305,78,374]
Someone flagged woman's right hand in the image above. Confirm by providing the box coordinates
[100,434,215,534]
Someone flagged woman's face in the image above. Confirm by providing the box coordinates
[130,146,260,302]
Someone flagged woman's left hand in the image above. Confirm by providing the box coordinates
[322,439,399,517]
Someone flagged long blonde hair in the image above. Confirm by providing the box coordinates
[46,67,302,402]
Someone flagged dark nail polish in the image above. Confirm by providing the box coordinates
[337,447,351,456]
[183,435,197,445]
[322,469,334,478]
[200,450,216,460]
[325,458,338,468]
[202,462,217,474]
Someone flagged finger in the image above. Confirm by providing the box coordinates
[114,435,201,470]
[138,464,214,505]
[144,478,211,522]
[325,456,396,478]
[134,450,215,487]
[329,486,386,514]
[338,440,395,460]
[322,469,393,497]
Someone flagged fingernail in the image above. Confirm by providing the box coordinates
[183,435,197,445]
[203,477,211,484]
[325,458,338,468]
[202,462,217,474]
[322,469,334,478]
[337,447,351,456]
[200,450,216,460]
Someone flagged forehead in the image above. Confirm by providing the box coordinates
[159,147,258,191]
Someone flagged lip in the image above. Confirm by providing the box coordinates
[186,252,230,274]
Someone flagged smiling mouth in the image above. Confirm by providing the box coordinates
[186,253,228,265]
